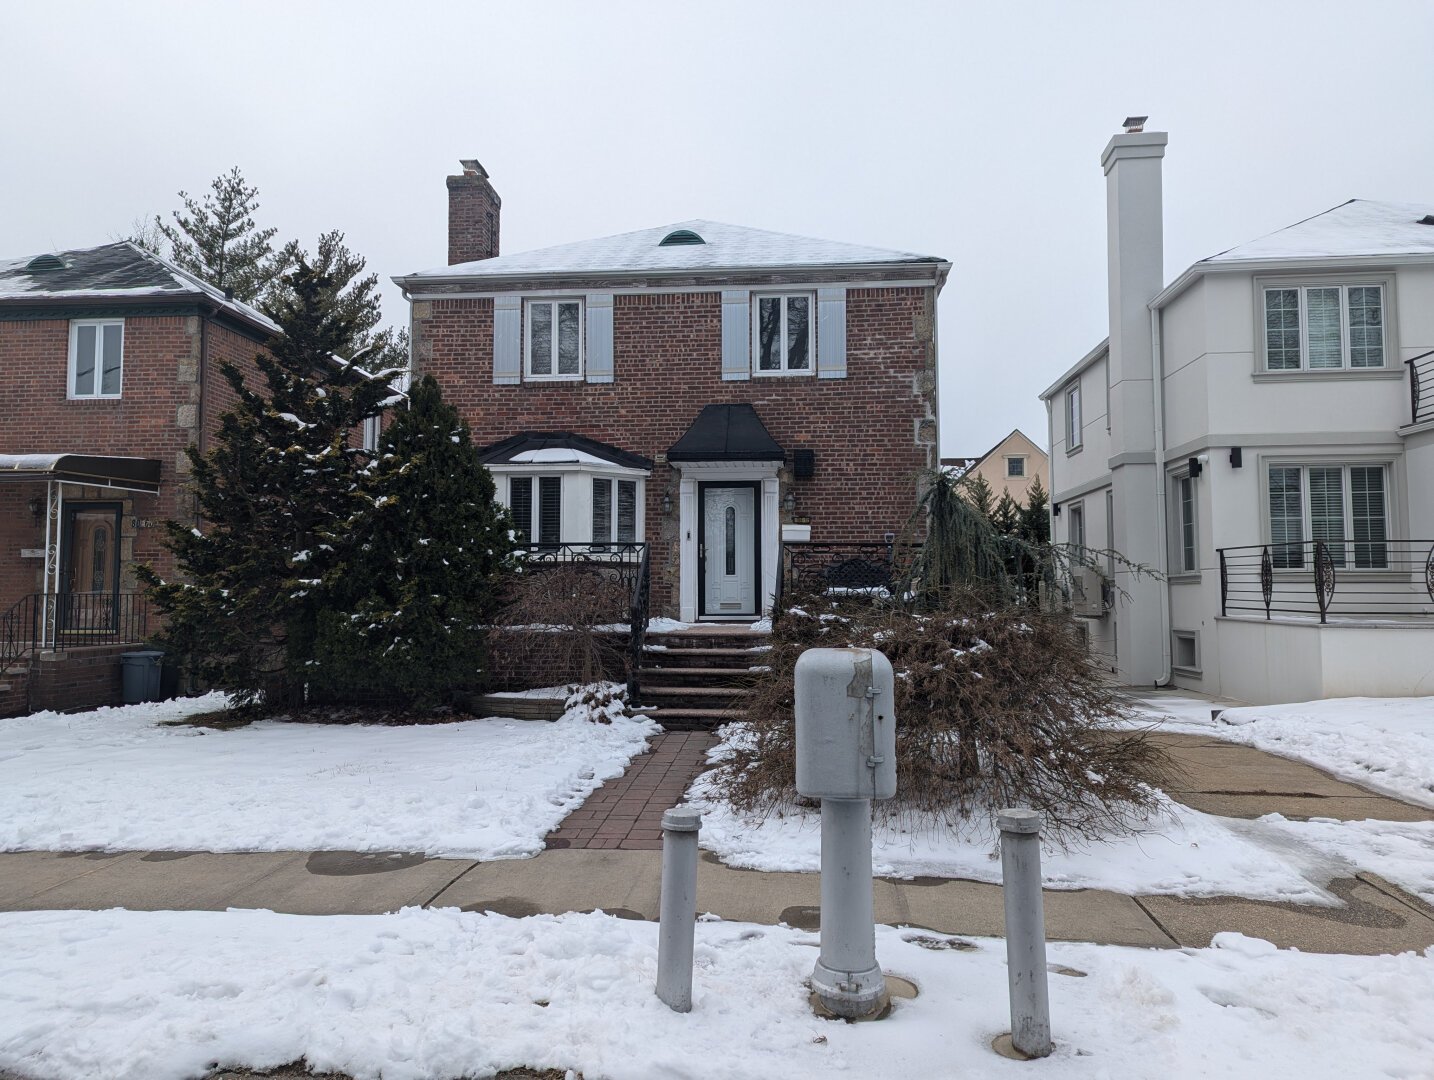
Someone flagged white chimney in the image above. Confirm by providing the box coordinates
[1101,120,1168,686]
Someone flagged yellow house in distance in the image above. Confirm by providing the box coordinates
[942,428,1049,505]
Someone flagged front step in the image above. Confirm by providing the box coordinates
[641,646,769,669]
[639,706,748,732]
[640,666,763,688]
[640,684,752,711]
[633,628,769,728]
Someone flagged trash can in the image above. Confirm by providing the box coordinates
[120,650,165,705]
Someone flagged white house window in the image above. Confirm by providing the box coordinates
[361,414,381,453]
[69,319,124,398]
[1268,463,1388,569]
[1175,475,1197,574]
[1006,457,1026,478]
[1068,502,1085,554]
[754,294,813,373]
[509,475,562,545]
[525,299,583,379]
[1066,383,1082,450]
[1263,284,1385,371]
[592,477,638,543]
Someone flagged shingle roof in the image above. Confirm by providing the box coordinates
[1203,199,1434,264]
[400,219,945,282]
[478,432,653,471]
[0,241,280,334]
[668,404,784,462]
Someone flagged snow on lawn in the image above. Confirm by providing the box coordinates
[1136,695,1434,810]
[1,908,1430,1080]
[0,691,656,859]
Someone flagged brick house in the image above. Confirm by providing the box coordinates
[0,242,279,715]
[396,161,950,624]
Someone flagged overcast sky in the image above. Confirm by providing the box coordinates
[5,0,1432,457]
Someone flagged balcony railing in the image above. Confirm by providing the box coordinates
[0,591,150,673]
[1218,540,1434,623]
[1409,349,1434,426]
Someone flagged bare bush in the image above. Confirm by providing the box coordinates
[495,565,630,685]
[713,584,1178,844]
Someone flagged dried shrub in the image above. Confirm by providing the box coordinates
[714,584,1178,844]
[496,565,630,685]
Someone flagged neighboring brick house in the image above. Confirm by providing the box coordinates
[396,161,950,622]
[0,242,279,714]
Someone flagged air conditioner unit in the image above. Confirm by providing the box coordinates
[1071,569,1110,617]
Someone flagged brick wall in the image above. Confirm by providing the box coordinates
[24,644,129,714]
[485,629,630,691]
[413,287,938,615]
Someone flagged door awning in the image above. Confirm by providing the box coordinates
[667,404,785,462]
[0,454,162,493]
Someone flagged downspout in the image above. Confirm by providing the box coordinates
[1150,305,1173,687]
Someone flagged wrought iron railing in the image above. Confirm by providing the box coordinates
[1218,540,1434,623]
[0,591,150,673]
[779,541,914,604]
[512,543,651,701]
[1409,349,1434,426]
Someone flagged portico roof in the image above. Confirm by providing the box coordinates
[667,404,785,462]
[0,454,163,493]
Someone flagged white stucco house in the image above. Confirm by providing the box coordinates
[1041,124,1434,705]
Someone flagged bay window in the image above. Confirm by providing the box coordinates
[1268,463,1388,569]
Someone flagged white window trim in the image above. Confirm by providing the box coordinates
[68,318,124,399]
[1260,457,1395,571]
[1170,472,1199,577]
[1172,629,1201,676]
[751,292,816,377]
[1067,500,1085,553]
[1006,456,1027,478]
[591,475,641,545]
[1254,273,1395,375]
[523,298,585,381]
[1066,383,1082,452]
[489,462,647,547]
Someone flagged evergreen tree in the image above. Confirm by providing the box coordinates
[272,230,408,373]
[1019,475,1051,546]
[154,167,291,302]
[140,262,394,707]
[310,376,516,705]
[960,472,996,521]
[991,491,1021,536]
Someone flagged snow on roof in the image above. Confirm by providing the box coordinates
[0,241,280,334]
[1203,199,1434,264]
[401,219,945,282]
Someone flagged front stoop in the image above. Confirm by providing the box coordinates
[633,629,770,730]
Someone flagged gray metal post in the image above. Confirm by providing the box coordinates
[811,796,888,1019]
[655,805,701,1012]
[998,808,1052,1058]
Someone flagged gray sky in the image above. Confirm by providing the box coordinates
[5,0,1432,458]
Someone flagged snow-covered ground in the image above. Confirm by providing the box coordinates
[1134,694,1434,809]
[0,691,656,859]
[0,907,1429,1080]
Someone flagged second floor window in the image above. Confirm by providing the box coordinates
[754,293,813,373]
[1263,284,1384,371]
[526,299,583,380]
[1066,383,1082,449]
[1007,457,1026,478]
[69,319,124,398]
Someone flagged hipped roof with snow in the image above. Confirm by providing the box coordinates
[397,219,948,287]
[1202,199,1434,264]
[0,241,280,337]
[478,432,653,471]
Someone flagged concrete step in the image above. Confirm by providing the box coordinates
[639,684,754,711]
[637,666,762,688]
[643,706,749,731]
[640,646,770,668]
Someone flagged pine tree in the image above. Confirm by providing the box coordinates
[272,230,408,373]
[1019,475,1051,545]
[959,472,996,521]
[154,167,291,302]
[139,262,394,707]
[991,491,1021,536]
[310,376,516,705]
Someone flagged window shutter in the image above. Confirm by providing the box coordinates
[816,288,847,379]
[586,293,614,383]
[509,477,532,544]
[493,295,522,384]
[538,476,562,545]
[721,290,750,381]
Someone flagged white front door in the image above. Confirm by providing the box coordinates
[702,485,756,617]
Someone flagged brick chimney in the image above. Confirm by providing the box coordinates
[447,158,501,265]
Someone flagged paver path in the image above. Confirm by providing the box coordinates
[544,731,717,850]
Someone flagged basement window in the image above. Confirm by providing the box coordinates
[1172,630,1200,675]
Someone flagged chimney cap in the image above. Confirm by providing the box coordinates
[1122,115,1148,133]
[458,158,489,179]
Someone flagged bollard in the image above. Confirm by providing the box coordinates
[810,795,888,1018]
[998,808,1053,1058]
[655,805,701,1012]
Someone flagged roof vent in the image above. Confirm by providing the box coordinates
[1122,115,1148,133]
[25,253,66,271]
[659,229,705,247]
[1418,215,1434,226]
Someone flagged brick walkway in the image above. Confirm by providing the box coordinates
[545,731,717,850]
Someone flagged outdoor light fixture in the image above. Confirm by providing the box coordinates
[782,492,796,513]
[661,492,673,516]
[1052,502,1061,517]
[28,497,43,524]
[1229,447,1243,469]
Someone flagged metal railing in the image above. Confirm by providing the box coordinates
[0,591,150,673]
[779,541,912,605]
[1409,349,1434,426]
[1218,540,1434,623]
[512,542,651,701]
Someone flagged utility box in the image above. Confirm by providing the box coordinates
[794,648,896,801]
